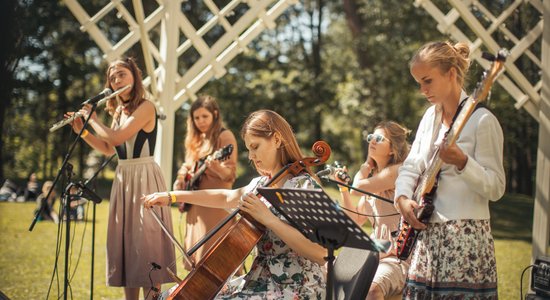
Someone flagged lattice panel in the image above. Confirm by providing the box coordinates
[63,0,298,106]
[61,0,298,185]
[415,0,544,120]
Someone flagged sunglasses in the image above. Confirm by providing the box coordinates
[366,133,389,143]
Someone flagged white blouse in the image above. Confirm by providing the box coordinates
[394,92,506,222]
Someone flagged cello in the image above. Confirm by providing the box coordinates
[166,141,331,300]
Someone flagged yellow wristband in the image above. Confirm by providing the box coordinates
[339,186,349,192]
[167,192,177,204]
[81,129,89,138]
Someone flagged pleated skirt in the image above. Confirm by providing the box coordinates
[106,156,176,288]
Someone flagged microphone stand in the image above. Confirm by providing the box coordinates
[29,102,98,300]
[79,153,115,300]
[320,177,394,204]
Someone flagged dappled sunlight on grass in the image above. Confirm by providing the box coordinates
[0,191,536,299]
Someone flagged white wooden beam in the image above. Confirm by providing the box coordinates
[154,0,181,187]
[532,0,550,263]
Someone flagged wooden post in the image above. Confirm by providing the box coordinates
[532,0,550,261]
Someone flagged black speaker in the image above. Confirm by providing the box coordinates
[532,256,550,298]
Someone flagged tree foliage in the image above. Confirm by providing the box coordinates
[1,0,539,195]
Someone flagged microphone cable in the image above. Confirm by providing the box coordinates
[145,262,162,300]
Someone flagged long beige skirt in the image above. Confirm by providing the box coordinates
[106,156,176,288]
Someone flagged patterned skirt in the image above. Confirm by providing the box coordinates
[403,219,498,300]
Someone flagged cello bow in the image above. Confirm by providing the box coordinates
[167,141,331,300]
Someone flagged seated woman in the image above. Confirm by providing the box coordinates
[333,121,410,300]
[35,180,59,223]
[143,110,326,299]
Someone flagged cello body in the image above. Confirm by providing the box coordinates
[167,141,331,300]
[167,217,262,300]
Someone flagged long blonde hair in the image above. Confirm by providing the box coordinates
[240,110,309,177]
[409,41,471,87]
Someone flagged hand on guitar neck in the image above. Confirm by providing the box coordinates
[438,141,468,171]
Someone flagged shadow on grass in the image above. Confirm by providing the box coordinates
[490,193,533,242]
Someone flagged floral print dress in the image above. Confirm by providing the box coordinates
[215,174,326,300]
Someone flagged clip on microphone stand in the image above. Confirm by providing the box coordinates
[28,103,98,300]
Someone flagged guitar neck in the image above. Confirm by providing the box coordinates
[190,164,207,184]
[415,97,479,199]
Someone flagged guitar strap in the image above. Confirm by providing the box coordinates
[428,96,469,165]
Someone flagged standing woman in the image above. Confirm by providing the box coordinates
[395,41,505,298]
[172,95,238,269]
[334,121,410,300]
[68,57,176,299]
[144,110,326,299]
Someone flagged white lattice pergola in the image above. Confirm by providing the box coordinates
[416,0,549,264]
[62,0,298,186]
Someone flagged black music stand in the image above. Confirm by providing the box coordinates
[256,187,386,300]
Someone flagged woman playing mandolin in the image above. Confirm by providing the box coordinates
[394,41,505,298]
[333,121,410,300]
[144,110,326,299]
[173,95,238,270]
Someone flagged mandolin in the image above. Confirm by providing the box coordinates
[395,49,508,260]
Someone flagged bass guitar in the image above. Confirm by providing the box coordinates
[177,144,234,212]
[395,49,508,260]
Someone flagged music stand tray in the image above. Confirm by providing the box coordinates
[256,187,386,300]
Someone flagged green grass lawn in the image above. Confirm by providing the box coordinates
[0,192,535,299]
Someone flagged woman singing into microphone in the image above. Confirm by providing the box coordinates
[67,57,176,300]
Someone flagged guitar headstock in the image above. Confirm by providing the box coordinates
[213,144,234,161]
[472,48,508,104]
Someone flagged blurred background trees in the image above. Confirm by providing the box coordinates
[1,0,538,196]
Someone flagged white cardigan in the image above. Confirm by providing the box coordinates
[395,93,506,222]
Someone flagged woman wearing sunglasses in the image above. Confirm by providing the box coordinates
[333,121,410,300]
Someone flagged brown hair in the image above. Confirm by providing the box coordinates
[372,121,410,171]
[184,95,224,162]
[104,57,146,116]
[240,110,309,177]
[409,41,471,87]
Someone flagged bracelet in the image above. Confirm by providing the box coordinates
[167,192,177,204]
[339,186,349,192]
[81,129,89,138]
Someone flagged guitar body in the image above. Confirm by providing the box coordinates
[178,162,201,213]
[395,184,436,260]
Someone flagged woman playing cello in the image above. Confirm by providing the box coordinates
[143,110,326,299]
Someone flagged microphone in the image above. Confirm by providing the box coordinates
[316,166,351,184]
[75,181,102,204]
[151,262,162,270]
[157,113,166,120]
[81,88,113,105]
[316,166,337,177]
